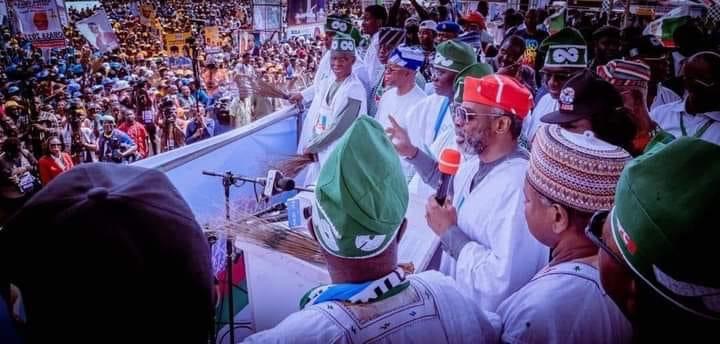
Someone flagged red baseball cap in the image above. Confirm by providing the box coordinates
[463,75,534,120]
[461,11,486,29]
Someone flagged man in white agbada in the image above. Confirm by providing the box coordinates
[650,52,720,145]
[290,35,367,186]
[496,124,633,343]
[387,74,548,312]
[520,27,588,148]
[291,15,370,110]
[376,46,427,181]
[243,117,498,343]
[401,40,477,198]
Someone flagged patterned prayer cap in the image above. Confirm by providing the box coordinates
[528,124,631,213]
[597,59,651,88]
[541,27,588,70]
[325,15,353,35]
[433,40,477,72]
[388,46,425,71]
[379,27,405,50]
[331,36,356,53]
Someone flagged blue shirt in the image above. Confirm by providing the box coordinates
[185,118,215,144]
[98,129,136,162]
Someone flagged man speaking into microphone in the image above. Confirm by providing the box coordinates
[386,74,548,312]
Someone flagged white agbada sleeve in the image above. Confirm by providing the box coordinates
[242,308,345,343]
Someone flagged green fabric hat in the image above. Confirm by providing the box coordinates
[331,36,356,53]
[313,116,409,259]
[611,136,720,320]
[453,63,493,103]
[541,27,588,70]
[325,15,353,36]
[432,40,477,73]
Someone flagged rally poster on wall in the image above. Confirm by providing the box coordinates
[76,9,119,53]
[163,31,191,56]
[10,0,65,48]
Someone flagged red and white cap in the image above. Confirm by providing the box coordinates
[463,75,534,120]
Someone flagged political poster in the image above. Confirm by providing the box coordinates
[10,0,65,48]
[139,2,155,25]
[76,9,119,53]
[163,31,191,56]
[55,0,67,25]
[203,26,223,53]
[287,0,326,26]
[253,0,282,35]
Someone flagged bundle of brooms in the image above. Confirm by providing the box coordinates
[235,75,290,100]
[210,209,326,267]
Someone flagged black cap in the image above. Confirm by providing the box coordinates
[628,34,665,59]
[542,69,623,124]
[2,163,214,343]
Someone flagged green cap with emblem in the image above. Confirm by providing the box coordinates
[611,136,720,320]
[331,35,356,53]
[541,27,588,70]
[312,116,409,259]
[433,40,477,73]
[325,15,353,36]
[453,63,493,102]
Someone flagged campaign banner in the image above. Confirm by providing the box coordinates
[76,9,119,53]
[203,26,222,48]
[55,0,67,25]
[253,0,282,33]
[287,0,326,26]
[286,23,323,39]
[163,31,191,56]
[0,0,7,26]
[10,0,65,48]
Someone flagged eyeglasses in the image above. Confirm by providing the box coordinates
[453,105,503,123]
[585,210,625,265]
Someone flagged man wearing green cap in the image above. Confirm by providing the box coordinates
[401,40,477,198]
[295,35,368,185]
[244,117,498,343]
[290,15,370,110]
[520,27,588,148]
[588,137,720,340]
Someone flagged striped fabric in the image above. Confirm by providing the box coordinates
[379,27,405,50]
[456,31,482,52]
[528,125,632,213]
[597,59,651,87]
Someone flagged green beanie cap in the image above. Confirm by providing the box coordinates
[432,40,477,73]
[313,116,409,259]
[612,136,720,320]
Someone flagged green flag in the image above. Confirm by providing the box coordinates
[643,7,689,48]
[544,8,566,35]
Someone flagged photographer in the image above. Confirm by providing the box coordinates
[97,115,138,164]
[0,135,39,220]
[131,79,158,156]
[159,99,186,152]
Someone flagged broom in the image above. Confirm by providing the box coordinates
[235,75,291,100]
[212,211,326,267]
[272,154,316,179]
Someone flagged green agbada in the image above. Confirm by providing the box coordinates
[312,116,409,259]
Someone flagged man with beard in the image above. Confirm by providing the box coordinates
[650,52,720,145]
[520,27,588,148]
[589,137,720,341]
[387,74,548,312]
[400,40,476,198]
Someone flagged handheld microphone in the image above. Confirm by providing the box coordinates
[435,148,461,206]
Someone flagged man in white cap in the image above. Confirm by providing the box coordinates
[419,20,438,82]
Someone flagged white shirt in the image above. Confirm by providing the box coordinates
[302,50,370,104]
[496,262,633,344]
[650,99,720,145]
[521,93,558,148]
[442,156,549,312]
[650,84,682,112]
[377,85,429,181]
[243,271,499,344]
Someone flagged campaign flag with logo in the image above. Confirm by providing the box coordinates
[76,9,119,53]
[544,7,566,35]
[643,6,689,48]
[10,0,65,48]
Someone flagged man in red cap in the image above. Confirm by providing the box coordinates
[387,75,548,312]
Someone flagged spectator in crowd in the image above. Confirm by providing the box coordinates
[650,52,720,145]
[97,115,137,163]
[590,26,622,69]
[38,136,74,185]
[117,108,149,159]
[185,107,215,144]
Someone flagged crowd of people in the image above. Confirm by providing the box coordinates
[2,0,720,342]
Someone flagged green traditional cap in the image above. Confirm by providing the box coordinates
[325,15,353,36]
[453,63,493,103]
[313,116,409,259]
[541,27,588,70]
[331,36,356,53]
[611,136,720,320]
[432,40,477,73]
